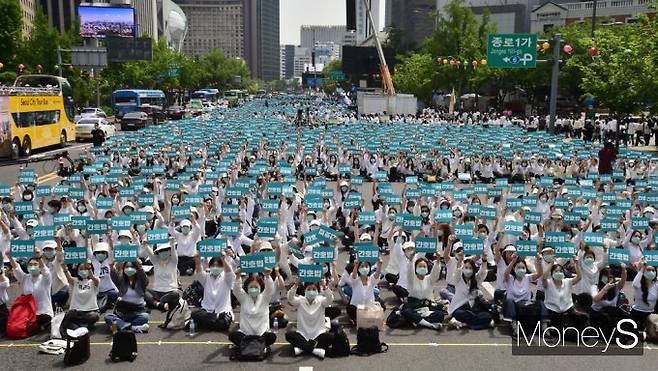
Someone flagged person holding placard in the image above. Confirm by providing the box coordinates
[573,246,608,309]
[493,242,517,304]
[285,277,335,359]
[8,248,53,334]
[590,264,627,338]
[542,256,586,336]
[446,253,491,330]
[59,260,100,336]
[0,267,8,336]
[229,268,277,349]
[440,235,461,302]
[38,240,70,310]
[346,258,383,325]
[630,260,658,335]
[400,243,444,330]
[191,252,235,332]
[501,254,544,337]
[169,217,202,275]
[623,228,654,270]
[144,241,180,312]
[105,259,150,333]
[383,229,407,287]
[388,238,416,301]
[90,242,118,312]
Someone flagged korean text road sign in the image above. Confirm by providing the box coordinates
[487,33,537,68]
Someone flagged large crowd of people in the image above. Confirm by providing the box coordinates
[0,95,656,363]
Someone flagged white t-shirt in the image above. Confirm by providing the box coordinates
[196,270,235,315]
[505,275,531,302]
[287,287,333,340]
[348,275,377,306]
[234,275,274,336]
[70,278,99,312]
[13,266,53,317]
[632,272,658,312]
[149,253,179,292]
[0,276,8,305]
[544,278,574,313]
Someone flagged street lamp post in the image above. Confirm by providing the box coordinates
[548,34,561,134]
[591,0,598,38]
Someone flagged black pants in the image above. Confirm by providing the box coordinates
[385,273,399,285]
[145,289,180,310]
[547,308,587,339]
[60,310,100,338]
[630,309,651,332]
[31,314,52,335]
[590,307,628,339]
[285,331,334,353]
[347,304,357,323]
[325,306,341,320]
[0,303,7,335]
[391,285,409,300]
[229,330,276,347]
[191,309,232,331]
[178,256,195,275]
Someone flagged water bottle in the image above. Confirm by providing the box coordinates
[189,319,196,337]
[272,317,279,333]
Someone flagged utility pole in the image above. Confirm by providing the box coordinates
[57,47,63,77]
[591,0,598,38]
[548,34,561,133]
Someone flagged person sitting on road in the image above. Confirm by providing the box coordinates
[104,259,150,333]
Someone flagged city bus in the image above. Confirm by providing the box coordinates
[111,89,166,120]
[191,88,219,102]
[0,74,76,158]
[223,89,245,107]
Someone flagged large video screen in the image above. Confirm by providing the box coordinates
[79,6,135,38]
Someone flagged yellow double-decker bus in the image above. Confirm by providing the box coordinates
[0,74,76,158]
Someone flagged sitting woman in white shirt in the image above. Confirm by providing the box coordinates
[144,242,180,312]
[447,254,492,330]
[501,254,544,336]
[630,261,658,333]
[59,261,100,337]
[345,259,383,325]
[191,253,235,331]
[542,257,586,332]
[590,264,627,337]
[229,269,276,348]
[285,278,335,359]
[9,252,53,334]
[400,252,444,330]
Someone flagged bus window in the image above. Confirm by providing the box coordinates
[12,112,36,128]
[61,81,75,121]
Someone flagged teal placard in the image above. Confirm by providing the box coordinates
[146,228,169,244]
[632,217,649,230]
[303,230,320,246]
[87,220,109,235]
[129,211,148,225]
[554,242,577,258]
[305,196,324,212]
[599,218,619,232]
[401,214,422,232]
[64,247,87,264]
[113,244,139,262]
[0,183,11,197]
[516,240,538,257]
[197,238,228,257]
[317,225,337,242]
[262,199,280,213]
[506,198,523,210]
[354,242,379,263]
[257,217,278,238]
[71,216,89,230]
[96,197,114,209]
[33,226,55,241]
[13,201,34,215]
[524,212,542,224]
[220,222,241,237]
[647,251,658,267]
[358,211,376,225]
[461,237,484,256]
[111,216,132,231]
[583,232,604,247]
[312,246,335,263]
[11,240,35,258]
[240,254,266,273]
[503,221,524,235]
[608,248,630,265]
[455,223,474,238]
[172,205,191,219]
[415,237,438,254]
[298,264,324,282]
[544,232,567,245]
[480,206,497,220]
[35,185,52,197]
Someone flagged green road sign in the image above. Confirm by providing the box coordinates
[487,33,537,68]
[330,70,346,81]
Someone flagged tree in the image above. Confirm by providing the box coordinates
[16,11,60,75]
[383,25,416,56]
[393,53,438,103]
[0,0,22,67]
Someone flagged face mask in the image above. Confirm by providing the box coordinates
[584,257,595,266]
[600,276,609,284]
[340,187,348,193]
[43,250,55,259]
[436,230,444,237]
[540,197,548,203]
[421,211,430,218]
[77,205,87,213]
[631,236,641,244]
[28,266,40,275]
[248,287,260,298]
[515,268,527,277]
[416,266,428,276]
[137,225,146,234]
[78,269,89,279]
[358,267,370,277]
[453,211,462,218]
[462,268,474,278]
[552,271,565,281]
[95,252,107,262]
[47,206,56,214]
[387,213,395,220]
[322,265,329,274]
[172,198,180,205]
[124,267,137,277]
[23,193,33,201]
[644,271,657,281]
[181,226,191,235]
[543,255,554,264]
[159,251,170,259]
[209,267,222,276]
[305,290,318,301]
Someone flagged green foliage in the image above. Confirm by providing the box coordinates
[0,0,22,67]
[393,53,438,103]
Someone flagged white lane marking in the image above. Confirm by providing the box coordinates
[28,143,89,158]
[299,367,314,371]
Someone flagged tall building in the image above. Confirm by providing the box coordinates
[158,0,187,51]
[177,0,244,58]
[293,46,311,78]
[387,0,435,47]
[243,0,280,81]
[134,0,158,38]
[39,0,76,33]
[19,0,38,37]
[436,0,536,33]
[355,0,379,44]
[280,44,295,80]
[300,25,349,49]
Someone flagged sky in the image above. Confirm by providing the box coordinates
[279,0,385,45]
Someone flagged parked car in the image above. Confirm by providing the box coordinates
[76,117,115,141]
[120,111,151,131]
[167,106,186,120]
[138,104,166,124]
[74,107,107,123]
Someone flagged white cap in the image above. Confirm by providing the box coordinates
[94,242,110,253]
[122,202,136,211]
[309,219,321,227]
[644,206,656,215]
[402,241,416,250]
[258,240,273,251]
[551,209,564,218]
[26,219,38,227]
[180,219,192,228]
[541,246,555,254]
[154,243,171,253]
[140,206,155,214]
[42,240,57,249]
[503,245,517,253]
[339,180,349,188]
[359,233,372,241]
[118,230,132,238]
[393,230,407,239]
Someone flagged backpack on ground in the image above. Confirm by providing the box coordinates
[385,304,408,329]
[161,298,191,330]
[350,326,388,356]
[182,280,204,307]
[64,328,90,366]
[109,330,138,362]
[6,295,37,339]
[328,323,351,358]
[516,300,541,334]
[229,335,270,362]
[645,314,658,343]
